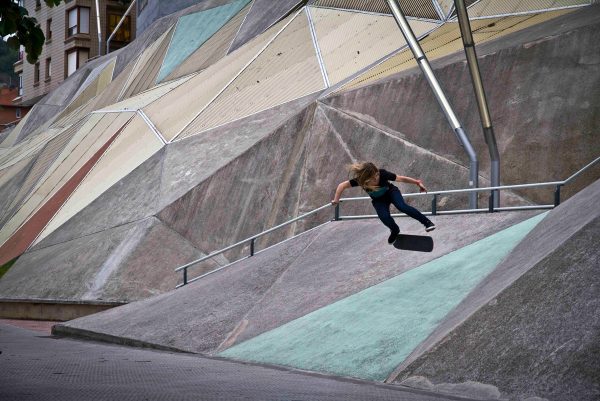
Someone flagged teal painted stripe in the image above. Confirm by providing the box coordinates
[156,0,251,82]
[220,212,548,381]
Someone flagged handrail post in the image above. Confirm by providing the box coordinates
[554,184,562,207]
[431,194,438,215]
[183,267,188,286]
[250,238,255,256]
[488,190,494,212]
[334,202,340,221]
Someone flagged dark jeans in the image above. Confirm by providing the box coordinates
[372,186,431,234]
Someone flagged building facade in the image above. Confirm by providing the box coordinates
[13,0,136,106]
[0,87,30,131]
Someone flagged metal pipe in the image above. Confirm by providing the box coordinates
[106,0,137,54]
[386,0,479,208]
[454,0,500,208]
[95,0,102,55]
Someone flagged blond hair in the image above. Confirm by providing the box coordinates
[349,162,379,191]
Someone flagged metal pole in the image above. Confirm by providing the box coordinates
[106,0,137,54]
[386,0,479,208]
[454,0,500,208]
[334,202,340,221]
[95,0,102,55]
[250,238,255,256]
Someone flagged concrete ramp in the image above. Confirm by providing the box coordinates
[54,210,540,354]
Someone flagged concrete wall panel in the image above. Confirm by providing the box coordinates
[34,115,163,245]
[179,11,324,138]
[467,0,590,18]
[164,3,251,81]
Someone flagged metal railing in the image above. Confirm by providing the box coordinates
[175,156,599,287]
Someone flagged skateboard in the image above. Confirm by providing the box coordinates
[393,234,434,252]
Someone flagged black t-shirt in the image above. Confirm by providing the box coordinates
[349,168,397,198]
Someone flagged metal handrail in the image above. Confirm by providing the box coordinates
[175,156,599,286]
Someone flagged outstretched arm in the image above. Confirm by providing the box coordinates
[332,181,352,204]
[395,175,428,193]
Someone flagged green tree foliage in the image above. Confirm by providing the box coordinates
[0,0,64,64]
[0,38,18,82]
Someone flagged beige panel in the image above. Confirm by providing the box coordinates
[0,154,35,189]
[53,60,139,129]
[0,112,32,148]
[311,7,439,85]
[0,128,60,171]
[165,4,252,81]
[143,13,298,142]
[99,74,194,112]
[118,26,175,101]
[7,119,87,213]
[467,0,589,17]
[56,59,117,122]
[34,115,163,244]
[179,11,325,138]
[0,113,134,247]
[435,0,454,16]
[121,27,175,99]
[339,9,573,92]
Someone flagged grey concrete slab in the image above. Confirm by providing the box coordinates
[0,323,467,401]
[32,149,165,251]
[322,8,600,204]
[391,178,600,382]
[228,0,302,53]
[395,206,600,400]
[0,155,37,227]
[56,210,540,354]
[159,92,320,210]
[0,217,205,302]
[55,226,325,353]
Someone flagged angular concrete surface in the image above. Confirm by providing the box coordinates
[395,180,600,401]
[228,0,302,52]
[322,7,600,203]
[0,217,207,302]
[54,210,541,353]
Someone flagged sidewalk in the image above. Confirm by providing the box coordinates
[0,322,469,401]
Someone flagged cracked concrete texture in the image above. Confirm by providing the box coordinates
[394,180,600,401]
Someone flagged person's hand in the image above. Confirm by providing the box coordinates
[331,200,339,205]
[417,180,427,193]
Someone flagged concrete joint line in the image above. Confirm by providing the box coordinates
[156,24,178,85]
[226,0,254,55]
[170,8,305,142]
[137,110,167,145]
[306,6,330,88]
[317,105,357,164]
[458,5,589,21]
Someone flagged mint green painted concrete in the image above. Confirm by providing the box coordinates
[220,212,548,381]
[156,0,251,82]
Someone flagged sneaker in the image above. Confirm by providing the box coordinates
[424,222,436,232]
[388,231,400,244]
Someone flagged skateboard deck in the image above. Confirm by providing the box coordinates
[393,234,434,252]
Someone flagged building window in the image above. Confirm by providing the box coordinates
[16,108,22,119]
[66,48,89,77]
[18,74,23,96]
[34,62,40,84]
[67,7,90,37]
[45,57,51,80]
[18,45,24,62]
[46,18,53,41]
[35,0,41,10]
[107,12,131,43]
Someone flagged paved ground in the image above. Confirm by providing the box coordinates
[0,323,474,401]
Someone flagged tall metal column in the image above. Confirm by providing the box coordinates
[95,0,103,54]
[454,0,500,208]
[386,0,478,208]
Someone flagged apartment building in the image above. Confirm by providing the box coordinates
[13,0,136,106]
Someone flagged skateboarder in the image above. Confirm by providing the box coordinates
[332,162,436,244]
